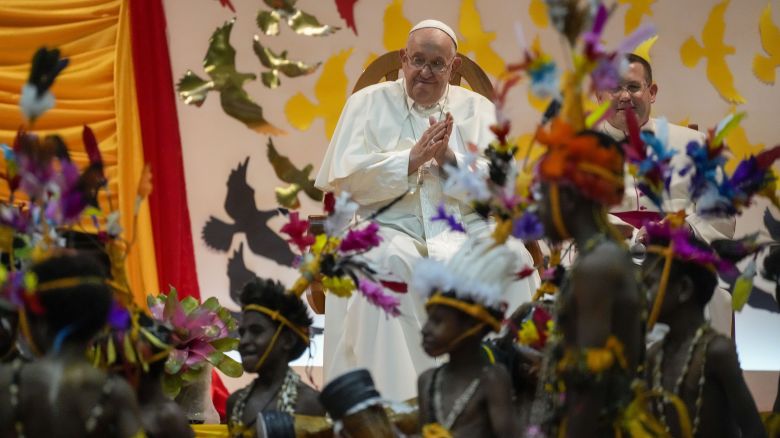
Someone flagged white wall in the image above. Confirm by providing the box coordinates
[162,0,780,404]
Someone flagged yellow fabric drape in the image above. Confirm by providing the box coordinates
[0,0,159,305]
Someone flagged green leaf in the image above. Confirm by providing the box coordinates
[210,337,239,352]
[181,367,204,383]
[122,334,137,364]
[107,336,116,364]
[180,296,199,315]
[165,352,185,375]
[91,344,102,367]
[202,296,220,311]
[162,373,182,398]
[216,355,244,378]
[139,327,172,350]
[163,289,179,321]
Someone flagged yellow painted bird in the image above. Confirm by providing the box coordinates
[458,0,505,77]
[753,3,780,85]
[617,0,656,34]
[177,21,284,135]
[679,0,746,104]
[284,49,353,140]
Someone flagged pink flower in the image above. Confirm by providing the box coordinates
[358,278,401,317]
[339,222,382,252]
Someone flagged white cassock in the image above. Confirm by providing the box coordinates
[315,78,539,401]
[599,119,736,336]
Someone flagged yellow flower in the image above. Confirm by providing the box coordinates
[422,423,452,438]
[311,234,328,255]
[517,319,540,346]
[23,272,37,291]
[321,276,355,298]
[492,218,512,244]
[585,348,615,373]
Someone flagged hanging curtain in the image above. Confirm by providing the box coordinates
[0,0,159,305]
[129,0,201,300]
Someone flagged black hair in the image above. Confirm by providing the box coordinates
[239,278,313,360]
[645,236,718,308]
[31,252,112,344]
[626,53,653,85]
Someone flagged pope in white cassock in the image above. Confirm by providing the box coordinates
[314,20,539,401]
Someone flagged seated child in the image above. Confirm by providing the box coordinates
[0,252,144,437]
[531,127,644,437]
[643,234,767,437]
[413,240,520,437]
[227,278,324,436]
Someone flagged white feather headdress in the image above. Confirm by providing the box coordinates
[411,238,518,310]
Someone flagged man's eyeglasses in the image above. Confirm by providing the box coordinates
[407,55,452,74]
[608,82,647,95]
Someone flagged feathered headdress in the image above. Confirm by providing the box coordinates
[411,239,518,332]
[281,192,404,317]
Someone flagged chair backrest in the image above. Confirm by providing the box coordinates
[352,50,494,101]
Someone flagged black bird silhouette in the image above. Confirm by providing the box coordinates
[227,242,260,305]
[202,157,295,266]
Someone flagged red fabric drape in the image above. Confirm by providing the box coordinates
[128,0,200,300]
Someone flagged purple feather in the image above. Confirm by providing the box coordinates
[431,204,466,233]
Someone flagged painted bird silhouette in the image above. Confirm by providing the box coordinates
[679,0,745,103]
[267,138,322,209]
[284,49,353,139]
[617,0,656,34]
[252,36,320,88]
[753,3,780,85]
[457,0,505,77]
[202,157,295,266]
[257,0,339,37]
[177,20,284,135]
[227,242,260,305]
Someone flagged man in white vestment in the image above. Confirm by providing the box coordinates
[314,20,538,400]
[596,53,736,336]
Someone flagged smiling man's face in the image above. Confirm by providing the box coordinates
[400,28,459,108]
[597,61,657,132]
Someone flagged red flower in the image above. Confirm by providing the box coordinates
[280,212,315,253]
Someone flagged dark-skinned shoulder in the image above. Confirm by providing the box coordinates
[575,239,632,274]
[705,334,740,376]
[296,382,326,416]
[481,362,513,388]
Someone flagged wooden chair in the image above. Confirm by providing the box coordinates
[305,52,543,314]
[352,50,494,99]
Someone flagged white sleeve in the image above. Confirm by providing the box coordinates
[314,91,411,205]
